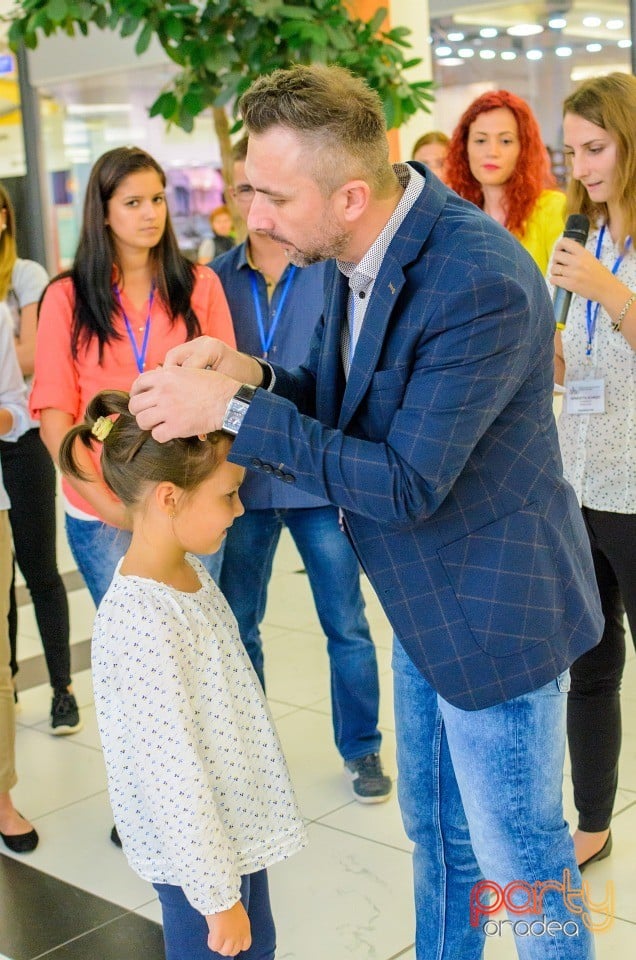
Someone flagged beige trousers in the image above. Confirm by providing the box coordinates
[0,510,16,793]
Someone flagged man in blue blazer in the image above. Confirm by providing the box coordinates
[131,65,603,959]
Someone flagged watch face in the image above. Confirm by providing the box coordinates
[223,398,249,434]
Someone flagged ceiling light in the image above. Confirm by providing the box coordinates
[458,48,475,58]
[548,18,567,29]
[438,58,464,67]
[447,32,464,42]
[607,20,624,30]
[435,46,453,57]
[508,24,544,37]
[555,46,572,57]
[66,103,133,115]
[586,43,602,53]
[479,49,496,60]
[480,27,498,38]
[526,49,543,60]
[500,51,517,61]
[582,16,602,28]
[618,39,632,48]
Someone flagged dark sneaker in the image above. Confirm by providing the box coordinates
[110,825,122,848]
[51,688,83,735]
[344,753,392,804]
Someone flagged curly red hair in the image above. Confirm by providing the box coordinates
[446,90,554,237]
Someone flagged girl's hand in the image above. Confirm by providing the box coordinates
[205,901,251,957]
[550,237,614,305]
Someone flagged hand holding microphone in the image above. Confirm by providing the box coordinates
[552,214,590,330]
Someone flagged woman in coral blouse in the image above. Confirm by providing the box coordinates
[446,90,565,274]
[30,147,235,608]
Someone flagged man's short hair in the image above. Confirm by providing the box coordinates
[231,135,249,164]
[239,65,395,196]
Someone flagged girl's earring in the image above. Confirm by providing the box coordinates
[169,510,177,521]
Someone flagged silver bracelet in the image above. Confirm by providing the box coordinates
[612,293,636,332]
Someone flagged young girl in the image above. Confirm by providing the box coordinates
[59,390,306,960]
[30,146,235,610]
[552,72,636,871]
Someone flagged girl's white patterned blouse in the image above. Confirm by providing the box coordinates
[92,556,307,915]
[557,226,636,513]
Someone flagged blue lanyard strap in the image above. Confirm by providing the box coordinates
[249,265,296,358]
[586,226,632,357]
[114,282,155,373]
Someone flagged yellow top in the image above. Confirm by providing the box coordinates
[517,189,567,275]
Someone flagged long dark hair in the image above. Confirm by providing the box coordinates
[54,147,201,360]
[59,390,229,511]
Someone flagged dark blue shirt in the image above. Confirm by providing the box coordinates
[212,242,329,510]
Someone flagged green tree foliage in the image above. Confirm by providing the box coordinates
[6,0,434,133]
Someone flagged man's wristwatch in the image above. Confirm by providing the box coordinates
[222,384,257,436]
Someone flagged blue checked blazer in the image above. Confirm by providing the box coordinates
[229,166,603,710]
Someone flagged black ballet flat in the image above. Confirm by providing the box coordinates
[1,824,39,853]
[579,831,612,873]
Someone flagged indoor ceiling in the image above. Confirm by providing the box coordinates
[429,0,632,85]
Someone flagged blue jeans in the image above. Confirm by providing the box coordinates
[65,515,224,608]
[219,505,381,761]
[393,639,595,960]
[153,870,275,960]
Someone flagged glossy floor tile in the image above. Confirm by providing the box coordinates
[2,524,635,959]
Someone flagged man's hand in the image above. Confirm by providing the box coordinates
[129,366,241,442]
[163,335,263,385]
[205,901,251,957]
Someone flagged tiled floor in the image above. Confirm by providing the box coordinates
[1,507,635,958]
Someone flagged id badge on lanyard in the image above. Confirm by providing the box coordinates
[565,225,631,415]
[565,369,605,415]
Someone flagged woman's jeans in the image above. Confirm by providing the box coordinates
[0,429,71,689]
[65,515,224,608]
[393,638,596,960]
[153,870,275,960]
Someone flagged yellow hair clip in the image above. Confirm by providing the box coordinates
[91,416,114,442]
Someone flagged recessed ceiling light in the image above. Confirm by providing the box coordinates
[586,43,603,53]
[555,46,573,57]
[618,39,632,48]
[582,16,602,28]
[448,32,464,42]
[500,51,517,61]
[435,46,453,57]
[458,48,475,58]
[508,24,544,37]
[526,49,543,60]
[607,20,624,30]
[548,18,567,29]
[479,49,496,59]
[480,27,498,39]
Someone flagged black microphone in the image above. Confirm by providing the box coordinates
[554,213,590,330]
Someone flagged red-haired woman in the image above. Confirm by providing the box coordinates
[446,90,565,273]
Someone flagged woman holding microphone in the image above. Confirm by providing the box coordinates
[552,72,636,870]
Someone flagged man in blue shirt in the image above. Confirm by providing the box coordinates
[211,137,391,803]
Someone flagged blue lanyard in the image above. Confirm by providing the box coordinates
[585,226,632,357]
[114,282,154,373]
[249,266,296,358]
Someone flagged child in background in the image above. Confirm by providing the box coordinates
[59,390,306,960]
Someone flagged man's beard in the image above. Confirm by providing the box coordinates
[263,222,350,268]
